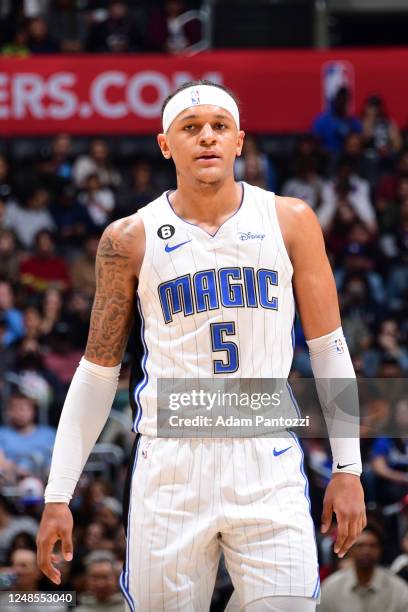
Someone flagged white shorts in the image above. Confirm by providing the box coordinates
[119,432,320,611]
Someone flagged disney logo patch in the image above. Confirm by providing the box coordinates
[238,232,266,241]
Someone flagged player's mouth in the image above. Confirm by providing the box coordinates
[195,151,221,162]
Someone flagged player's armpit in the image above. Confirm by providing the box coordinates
[84,218,142,366]
[276,197,341,340]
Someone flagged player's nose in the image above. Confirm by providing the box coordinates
[199,123,216,143]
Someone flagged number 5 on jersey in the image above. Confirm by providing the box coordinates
[210,322,239,374]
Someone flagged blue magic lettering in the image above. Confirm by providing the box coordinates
[158,267,278,324]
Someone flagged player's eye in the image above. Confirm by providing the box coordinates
[215,123,227,130]
[183,124,195,131]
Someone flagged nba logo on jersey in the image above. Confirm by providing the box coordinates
[335,338,344,354]
[190,89,201,105]
[322,61,355,111]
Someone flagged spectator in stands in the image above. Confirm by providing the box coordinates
[76,550,125,612]
[78,522,110,557]
[282,156,323,210]
[11,335,65,425]
[362,95,403,164]
[0,281,24,346]
[7,548,43,590]
[78,173,115,228]
[22,306,43,342]
[86,0,143,54]
[47,0,87,53]
[387,199,408,313]
[391,528,408,583]
[0,155,16,204]
[0,196,5,225]
[0,548,69,611]
[71,232,99,298]
[371,400,408,505]
[371,320,408,375]
[27,16,58,54]
[312,86,361,154]
[0,390,55,477]
[318,155,377,234]
[319,525,408,612]
[375,174,408,239]
[64,291,92,350]
[39,288,64,338]
[339,273,381,359]
[0,495,38,565]
[50,186,94,254]
[360,398,391,441]
[95,497,122,540]
[1,27,30,57]
[49,133,74,182]
[0,229,21,283]
[148,0,201,53]
[4,188,55,249]
[16,476,45,519]
[343,132,375,184]
[21,0,49,19]
[376,149,408,206]
[234,135,276,191]
[73,139,121,190]
[117,160,158,215]
[43,322,83,387]
[72,480,113,528]
[334,222,385,305]
[19,229,70,294]
[30,148,70,200]
[0,312,17,377]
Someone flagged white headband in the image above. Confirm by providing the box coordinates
[162,84,240,133]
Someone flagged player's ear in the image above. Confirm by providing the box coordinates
[236,130,245,157]
[157,133,172,159]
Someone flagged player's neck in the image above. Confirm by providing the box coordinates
[170,178,242,225]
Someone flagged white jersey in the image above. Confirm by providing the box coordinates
[133,181,295,435]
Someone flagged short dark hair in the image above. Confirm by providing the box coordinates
[161,79,240,119]
[362,523,384,549]
[34,228,56,245]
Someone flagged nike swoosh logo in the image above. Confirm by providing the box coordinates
[165,239,192,253]
[273,446,292,457]
[336,462,357,470]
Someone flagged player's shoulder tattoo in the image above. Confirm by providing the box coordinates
[97,218,138,261]
[85,220,137,365]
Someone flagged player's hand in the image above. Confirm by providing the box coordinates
[37,503,74,585]
[320,473,366,558]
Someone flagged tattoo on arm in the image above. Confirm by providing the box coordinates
[85,226,136,365]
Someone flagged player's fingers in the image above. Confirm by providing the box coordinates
[37,531,61,585]
[337,520,359,558]
[60,526,73,562]
[334,518,349,555]
[361,509,367,532]
[320,498,333,533]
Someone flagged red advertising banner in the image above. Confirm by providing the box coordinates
[0,49,407,135]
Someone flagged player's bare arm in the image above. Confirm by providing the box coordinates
[37,215,145,584]
[277,196,366,557]
[85,215,144,365]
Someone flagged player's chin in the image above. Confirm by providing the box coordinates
[193,166,224,184]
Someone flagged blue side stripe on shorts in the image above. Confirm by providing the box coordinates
[133,295,148,432]
[289,430,320,599]
[119,436,141,610]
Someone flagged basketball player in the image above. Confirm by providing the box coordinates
[37,80,366,611]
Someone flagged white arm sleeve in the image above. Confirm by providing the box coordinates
[44,357,121,504]
[306,327,362,477]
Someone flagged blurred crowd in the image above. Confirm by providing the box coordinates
[0,0,202,56]
[0,83,408,610]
